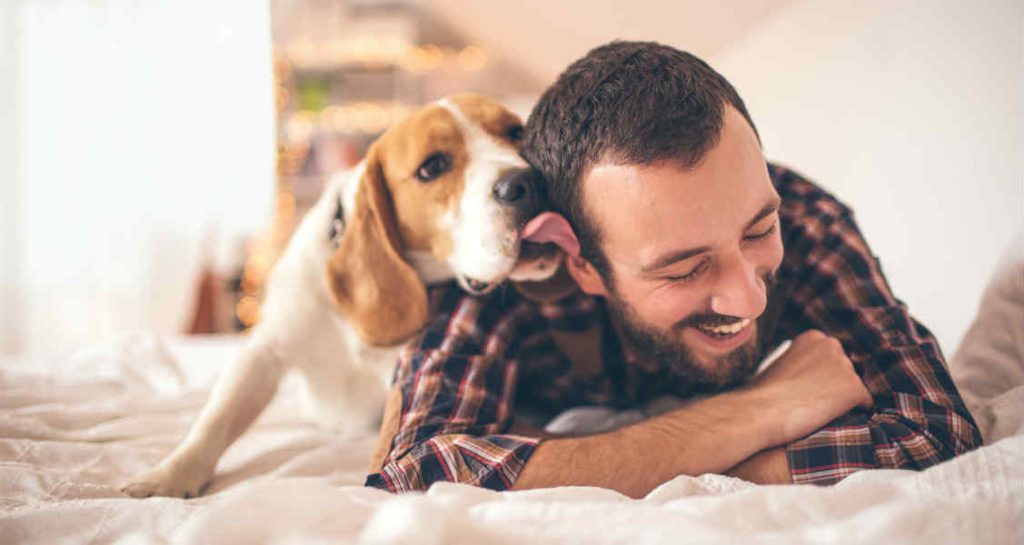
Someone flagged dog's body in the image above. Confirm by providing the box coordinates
[122,95,562,498]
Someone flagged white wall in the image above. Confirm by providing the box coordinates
[0,2,25,356]
[422,0,796,84]
[713,0,1023,354]
[1,1,276,357]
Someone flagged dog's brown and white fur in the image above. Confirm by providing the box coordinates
[122,95,562,498]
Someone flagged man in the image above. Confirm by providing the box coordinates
[365,41,980,498]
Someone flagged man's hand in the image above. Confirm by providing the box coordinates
[745,330,873,445]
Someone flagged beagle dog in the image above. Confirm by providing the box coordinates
[122,94,564,498]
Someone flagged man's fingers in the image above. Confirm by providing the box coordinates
[795,329,826,341]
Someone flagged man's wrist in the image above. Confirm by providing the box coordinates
[729,384,788,448]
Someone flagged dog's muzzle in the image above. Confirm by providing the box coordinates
[493,168,544,222]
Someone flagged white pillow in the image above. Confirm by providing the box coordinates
[950,233,1024,443]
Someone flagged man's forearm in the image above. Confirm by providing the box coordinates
[511,387,783,498]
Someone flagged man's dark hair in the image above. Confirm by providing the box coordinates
[523,41,759,281]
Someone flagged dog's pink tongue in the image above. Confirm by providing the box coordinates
[521,212,580,257]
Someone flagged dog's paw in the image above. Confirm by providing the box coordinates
[121,458,214,499]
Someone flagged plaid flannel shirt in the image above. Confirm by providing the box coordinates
[365,163,981,492]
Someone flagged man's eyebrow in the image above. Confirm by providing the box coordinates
[745,198,782,231]
[640,244,712,274]
[640,197,782,274]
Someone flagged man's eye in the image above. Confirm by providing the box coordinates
[744,223,777,241]
[665,260,708,283]
[415,153,452,182]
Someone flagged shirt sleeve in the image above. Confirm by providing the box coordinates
[365,286,543,493]
[775,170,982,484]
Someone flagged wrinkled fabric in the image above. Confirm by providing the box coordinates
[0,331,1020,544]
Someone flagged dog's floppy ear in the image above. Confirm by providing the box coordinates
[326,147,428,346]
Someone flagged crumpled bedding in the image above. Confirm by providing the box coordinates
[1,246,1021,544]
[0,333,1017,545]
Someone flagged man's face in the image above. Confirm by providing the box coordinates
[572,107,784,389]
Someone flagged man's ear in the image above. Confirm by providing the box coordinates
[565,254,609,297]
[325,145,429,347]
[513,259,579,303]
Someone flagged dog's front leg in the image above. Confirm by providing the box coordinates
[121,337,284,498]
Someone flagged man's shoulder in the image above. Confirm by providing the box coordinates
[768,162,853,225]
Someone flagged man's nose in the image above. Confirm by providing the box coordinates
[708,252,767,319]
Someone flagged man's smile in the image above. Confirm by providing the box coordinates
[685,318,756,354]
[695,317,752,337]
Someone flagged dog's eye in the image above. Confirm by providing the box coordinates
[505,125,524,142]
[415,153,452,182]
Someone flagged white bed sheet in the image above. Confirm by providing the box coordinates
[1,245,1021,544]
[0,332,1018,545]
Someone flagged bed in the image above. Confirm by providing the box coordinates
[2,251,1021,544]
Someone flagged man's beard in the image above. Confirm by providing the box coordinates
[605,276,774,392]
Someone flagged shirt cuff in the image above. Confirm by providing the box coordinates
[366,433,542,493]
[785,412,877,485]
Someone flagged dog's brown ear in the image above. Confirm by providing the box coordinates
[326,148,428,346]
[513,260,579,304]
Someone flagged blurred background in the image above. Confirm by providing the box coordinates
[0,0,1020,359]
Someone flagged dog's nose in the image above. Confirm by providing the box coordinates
[493,168,538,206]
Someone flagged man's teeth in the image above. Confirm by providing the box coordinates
[697,318,751,336]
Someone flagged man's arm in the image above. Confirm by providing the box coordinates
[513,330,869,497]
[770,165,982,484]
[725,448,790,484]
[513,388,776,498]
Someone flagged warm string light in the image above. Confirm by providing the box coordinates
[281,44,489,142]
[287,103,413,141]
[236,57,305,331]
[236,146,303,331]
[282,33,489,73]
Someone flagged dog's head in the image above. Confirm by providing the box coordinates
[326,94,565,346]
